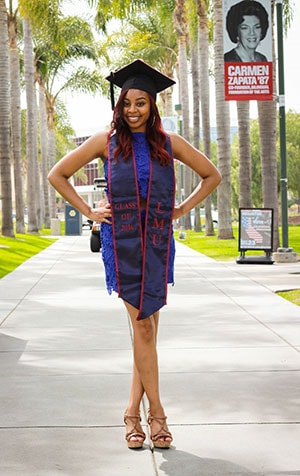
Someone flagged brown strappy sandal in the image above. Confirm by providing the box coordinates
[124,410,146,449]
[147,409,173,449]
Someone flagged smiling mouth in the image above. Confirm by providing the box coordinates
[127,117,140,122]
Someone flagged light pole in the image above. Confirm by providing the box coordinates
[175,104,184,201]
[175,103,185,231]
[276,0,288,249]
[274,0,297,262]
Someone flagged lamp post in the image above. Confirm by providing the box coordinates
[274,0,297,262]
[175,103,185,230]
[276,0,288,249]
[175,104,184,201]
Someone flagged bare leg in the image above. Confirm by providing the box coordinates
[127,310,159,413]
[124,301,171,444]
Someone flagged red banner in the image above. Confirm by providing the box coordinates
[223,0,273,101]
[224,61,273,100]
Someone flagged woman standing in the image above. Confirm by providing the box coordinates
[48,59,221,449]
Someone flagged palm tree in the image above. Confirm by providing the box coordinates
[38,79,50,228]
[102,2,177,116]
[237,101,252,208]
[174,0,192,230]
[34,15,104,219]
[257,97,279,250]
[23,17,40,233]
[213,0,233,239]
[185,0,200,231]
[190,33,202,232]
[257,0,279,250]
[8,1,25,234]
[18,0,104,225]
[0,0,14,237]
[197,0,215,235]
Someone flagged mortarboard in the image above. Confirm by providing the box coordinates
[106,59,175,110]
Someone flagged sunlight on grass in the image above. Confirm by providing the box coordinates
[277,289,300,307]
[175,224,300,262]
[0,234,56,279]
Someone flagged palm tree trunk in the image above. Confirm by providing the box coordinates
[257,101,279,250]
[174,0,192,229]
[39,82,51,228]
[197,0,215,236]
[0,0,14,237]
[190,33,202,232]
[257,0,279,250]
[46,94,57,219]
[213,0,233,239]
[237,101,252,208]
[23,18,39,233]
[9,9,25,234]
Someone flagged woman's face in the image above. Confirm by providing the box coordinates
[122,89,151,132]
[238,15,262,50]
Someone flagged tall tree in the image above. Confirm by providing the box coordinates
[23,18,40,233]
[38,80,50,228]
[186,0,201,231]
[213,0,233,239]
[0,0,14,237]
[257,0,279,250]
[237,101,252,208]
[34,15,104,218]
[197,0,215,235]
[8,1,25,234]
[174,0,192,230]
[102,2,177,116]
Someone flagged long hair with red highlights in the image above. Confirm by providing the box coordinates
[109,90,172,166]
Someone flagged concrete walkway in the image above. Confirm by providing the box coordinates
[0,233,300,475]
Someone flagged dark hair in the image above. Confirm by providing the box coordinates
[110,90,172,166]
[226,0,269,43]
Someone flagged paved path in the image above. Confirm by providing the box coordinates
[0,233,300,475]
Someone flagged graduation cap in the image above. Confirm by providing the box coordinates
[106,59,175,110]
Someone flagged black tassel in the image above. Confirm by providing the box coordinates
[110,77,115,110]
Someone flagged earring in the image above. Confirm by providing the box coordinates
[151,116,156,127]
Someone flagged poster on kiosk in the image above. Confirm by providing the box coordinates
[223,0,273,101]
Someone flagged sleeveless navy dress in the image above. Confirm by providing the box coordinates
[101,132,175,295]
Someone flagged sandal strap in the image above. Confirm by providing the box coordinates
[147,413,173,442]
[125,430,146,441]
[124,413,141,424]
[124,412,146,442]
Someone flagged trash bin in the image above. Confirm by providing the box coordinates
[65,203,82,235]
[51,218,61,236]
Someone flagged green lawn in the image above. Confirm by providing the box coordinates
[0,233,56,279]
[174,224,300,261]
[277,289,300,306]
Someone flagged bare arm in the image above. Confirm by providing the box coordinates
[48,131,112,223]
[169,132,221,220]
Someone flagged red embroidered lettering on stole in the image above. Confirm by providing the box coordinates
[155,202,165,214]
[121,224,134,232]
[152,234,162,246]
[152,217,165,230]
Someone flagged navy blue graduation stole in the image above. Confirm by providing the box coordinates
[108,133,175,320]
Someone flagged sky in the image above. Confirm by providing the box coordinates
[63,2,300,137]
